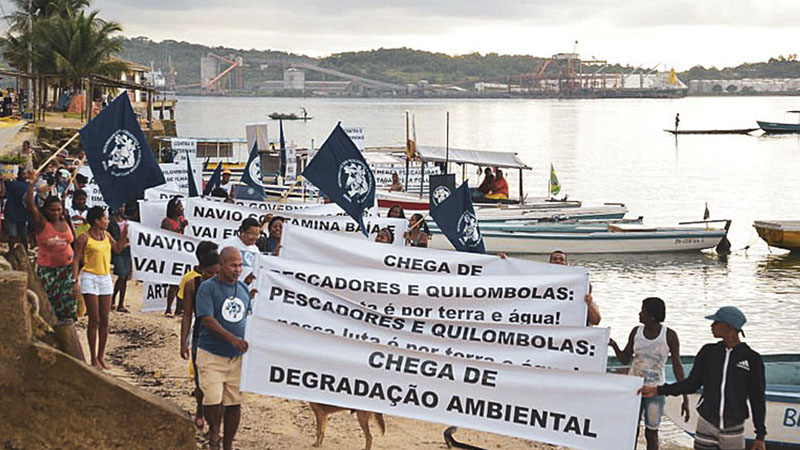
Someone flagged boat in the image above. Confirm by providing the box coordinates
[611,354,800,450]
[428,220,732,254]
[758,111,800,133]
[268,112,312,121]
[664,128,758,135]
[754,221,800,252]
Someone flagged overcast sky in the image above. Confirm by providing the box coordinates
[3,0,798,70]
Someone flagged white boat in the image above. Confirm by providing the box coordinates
[428,221,731,254]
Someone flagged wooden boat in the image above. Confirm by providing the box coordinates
[620,354,800,449]
[607,354,800,450]
[757,121,800,133]
[428,221,731,254]
[664,128,757,135]
[758,112,800,133]
[268,112,311,121]
[754,221,800,252]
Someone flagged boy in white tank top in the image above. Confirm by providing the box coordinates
[610,297,689,450]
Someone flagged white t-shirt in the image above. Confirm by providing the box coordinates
[221,236,259,284]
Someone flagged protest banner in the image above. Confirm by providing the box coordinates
[78,166,107,207]
[185,198,405,243]
[343,126,365,151]
[255,270,609,371]
[138,199,170,229]
[144,183,183,201]
[141,281,171,313]
[171,138,197,163]
[241,320,640,450]
[160,162,202,197]
[279,223,582,277]
[259,256,589,326]
[128,222,202,285]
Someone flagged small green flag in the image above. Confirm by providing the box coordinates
[549,163,561,196]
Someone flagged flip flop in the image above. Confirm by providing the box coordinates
[117,306,130,313]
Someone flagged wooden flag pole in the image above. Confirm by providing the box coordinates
[36,131,80,173]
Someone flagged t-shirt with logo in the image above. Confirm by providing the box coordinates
[221,235,259,285]
[195,276,251,358]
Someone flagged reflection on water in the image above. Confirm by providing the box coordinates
[176,95,800,356]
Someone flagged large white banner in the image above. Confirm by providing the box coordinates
[279,223,582,277]
[260,256,589,326]
[78,166,107,207]
[185,198,406,244]
[160,163,202,196]
[241,321,640,450]
[139,199,170,229]
[256,270,609,371]
[129,222,201,285]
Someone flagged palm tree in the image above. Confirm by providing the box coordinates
[34,10,128,89]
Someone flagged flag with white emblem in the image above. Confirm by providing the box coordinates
[430,182,485,253]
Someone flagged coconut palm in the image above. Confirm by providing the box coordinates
[34,10,128,89]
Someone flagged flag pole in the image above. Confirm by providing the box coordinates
[404,111,410,190]
[445,111,450,171]
[36,131,80,173]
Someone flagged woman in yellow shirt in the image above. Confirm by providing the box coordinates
[73,206,128,371]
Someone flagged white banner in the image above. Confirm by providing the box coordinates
[141,281,171,313]
[129,222,201,285]
[256,270,609,371]
[279,223,582,277]
[78,166,107,208]
[160,163,202,197]
[259,256,589,326]
[171,138,197,162]
[144,184,184,201]
[190,196,338,215]
[241,321,640,450]
[139,199,170,229]
[373,164,440,188]
[185,198,405,244]
[343,126,365,151]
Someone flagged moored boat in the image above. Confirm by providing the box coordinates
[608,354,800,450]
[758,112,800,133]
[429,221,731,254]
[754,221,800,252]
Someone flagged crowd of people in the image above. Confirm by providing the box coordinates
[0,146,767,450]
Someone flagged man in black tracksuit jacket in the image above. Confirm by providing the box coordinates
[639,306,766,450]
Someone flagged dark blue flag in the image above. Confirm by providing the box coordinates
[430,182,485,253]
[185,149,199,197]
[203,161,222,196]
[302,123,375,237]
[79,92,165,209]
[279,119,286,177]
[240,141,265,198]
[232,184,265,200]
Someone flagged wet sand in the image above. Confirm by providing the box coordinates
[76,281,688,449]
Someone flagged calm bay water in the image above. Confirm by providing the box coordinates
[175,95,800,356]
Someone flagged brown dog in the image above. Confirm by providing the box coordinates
[309,402,386,450]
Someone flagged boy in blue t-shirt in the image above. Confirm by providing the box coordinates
[195,247,251,450]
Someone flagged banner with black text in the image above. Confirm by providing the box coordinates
[128,222,202,285]
[259,256,589,326]
[241,321,639,450]
[255,270,609,371]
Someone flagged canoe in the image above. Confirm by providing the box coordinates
[268,112,312,121]
[664,128,758,135]
[754,221,800,252]
[608,354,800,449]
[757,121,800,133]
[429,222,730,254]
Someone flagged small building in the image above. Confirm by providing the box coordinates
[283,68,305,90]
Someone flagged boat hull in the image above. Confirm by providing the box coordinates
[664,391,800,449]
[758,121,800,133]
[755,221,800,252]
[429,229,726,254]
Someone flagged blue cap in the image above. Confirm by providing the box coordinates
[705,306,746,331]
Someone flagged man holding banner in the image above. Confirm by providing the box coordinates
[195,247,252,450]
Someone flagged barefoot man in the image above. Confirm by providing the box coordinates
[195,247,252,450]
[639,306,766,450]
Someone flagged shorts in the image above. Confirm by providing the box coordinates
[80,271,114,296]
[638,395,665,430]
[197,348,242,406]
[694,414,745,450]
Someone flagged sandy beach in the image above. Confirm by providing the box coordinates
[67,281,691,450]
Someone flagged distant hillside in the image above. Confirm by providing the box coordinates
[119,36,800,90]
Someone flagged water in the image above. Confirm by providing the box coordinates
[175,95,800,356]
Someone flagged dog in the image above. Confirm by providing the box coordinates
[309,402,386,450]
